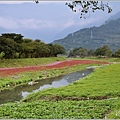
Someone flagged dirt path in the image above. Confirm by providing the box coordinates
[0,60,109,77]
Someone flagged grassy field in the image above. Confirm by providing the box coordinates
[0,57,120,119]
[22,63,120,102]
[0,57,66,68]
[69,57,120,62]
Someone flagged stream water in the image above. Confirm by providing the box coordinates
[0,68,94,104]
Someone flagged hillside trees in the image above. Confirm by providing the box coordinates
[0,33,65,59]
[67,45,120,58]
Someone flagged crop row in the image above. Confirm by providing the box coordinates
[0,98,120,119]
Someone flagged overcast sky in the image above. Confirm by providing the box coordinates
[0,1,120,43]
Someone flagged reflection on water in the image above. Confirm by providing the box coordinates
[0,68,93,104]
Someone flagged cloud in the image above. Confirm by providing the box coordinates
[0,16,72,30]
[63,19,75,28]
[0,17,19,29]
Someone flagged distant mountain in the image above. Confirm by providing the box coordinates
[52,18,120,52]
[53,20,103,40]
[53,14,108,40]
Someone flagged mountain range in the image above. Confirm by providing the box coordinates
[52,11,120,52]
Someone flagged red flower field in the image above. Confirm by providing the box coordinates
[0,60,109,77]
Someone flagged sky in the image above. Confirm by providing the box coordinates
[0,1,120,43]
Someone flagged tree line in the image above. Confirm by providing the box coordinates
[68,45,120,58]
[0,33,65,59]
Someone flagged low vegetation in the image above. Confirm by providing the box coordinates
[0,57,120,119]
[22,63,120,102]
[0,99,120,119]
[0,57,65,68]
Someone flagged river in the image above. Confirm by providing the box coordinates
[0,68,94,104]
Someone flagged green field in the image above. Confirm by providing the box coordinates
[0,57,66,68]
[22,63,120,102]
[0,99,120,119]
[0,57,120,119]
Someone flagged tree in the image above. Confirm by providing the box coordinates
[2,33,24,43]
[53,44,66,57]
[0,52,5,60]
[0,37,17,59]
[114,49,120,58]
[0,33,66,59]
[65,1,112,18]
[95,45,112,57]
[105,50,112,57]
[48,44,65,57]
[88,49,95,57]
[76,47,88,58]
[68,47,88,58]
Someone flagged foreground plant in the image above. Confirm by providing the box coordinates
[0,98,120,119]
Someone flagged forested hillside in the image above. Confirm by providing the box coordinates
[0,33,65,59]
[52,18,120,52]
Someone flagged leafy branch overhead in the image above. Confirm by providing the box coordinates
[35,1,112,18]
[66,1,112,18]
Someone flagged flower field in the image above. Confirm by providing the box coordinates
[0,60,109,77]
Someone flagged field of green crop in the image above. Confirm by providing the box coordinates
[0,98,120,119]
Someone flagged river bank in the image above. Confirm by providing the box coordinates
[0,59,109,91]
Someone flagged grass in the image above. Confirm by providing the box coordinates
[22,63,120,102]
[68,57,120,62]
[0,57,66,68]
